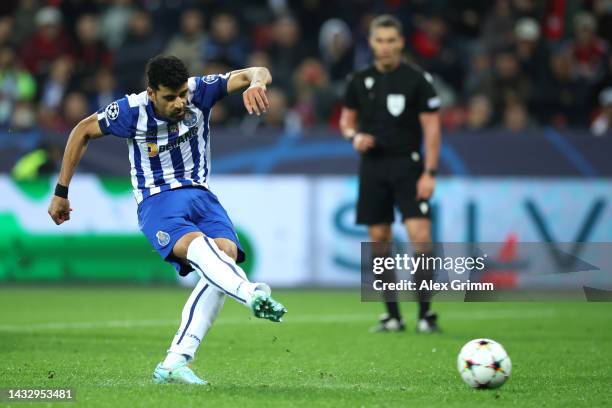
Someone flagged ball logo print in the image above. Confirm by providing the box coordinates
[105,102,120,120]
[156,231,170,247]
[457,339,512,389]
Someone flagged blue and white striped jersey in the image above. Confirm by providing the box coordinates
[97,74,229,203]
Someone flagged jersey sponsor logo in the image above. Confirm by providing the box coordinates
[156,230,170,247]
[387,94,405,117]
[146,142,159,157]
[145,126,199,157]
[105,101,120,120]
[182,108,197,127]
[364,77,375,89]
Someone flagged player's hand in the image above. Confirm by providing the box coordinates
[243,83,269,116]
[48,196,73,225]
[353,133,376,152]
[416,173,435,200]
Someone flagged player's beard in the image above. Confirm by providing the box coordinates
[170,109,185,120]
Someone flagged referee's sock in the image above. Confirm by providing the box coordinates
[381,268,402,320]
[371,243,402,320]
[385,301,401,320]
[414,251,434,319]
[418,301,431,319]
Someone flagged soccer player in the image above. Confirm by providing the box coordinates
[47,55,287,384]
[339,15,442,333]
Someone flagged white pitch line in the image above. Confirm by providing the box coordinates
[0,319,178,332]
[0,309,557,333]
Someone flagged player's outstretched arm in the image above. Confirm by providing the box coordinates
[226,67,272,116]
[48,113,106,225]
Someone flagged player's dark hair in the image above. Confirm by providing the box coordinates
[146,55,189,90]
[369,14,403,36]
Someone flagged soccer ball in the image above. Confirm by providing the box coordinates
[457,338,512,389]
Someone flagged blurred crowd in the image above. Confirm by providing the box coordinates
[1,0,611,154]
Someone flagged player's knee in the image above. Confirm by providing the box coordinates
[369,225,392,242]
[370,231,392,242]
[214,238,238,261]
[410,228,432,248]
[222,245,238,261]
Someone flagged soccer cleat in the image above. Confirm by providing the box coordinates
[416,311,441,334]
[250,289,287,322]
[369,313,406,332]
[153,362,208,385]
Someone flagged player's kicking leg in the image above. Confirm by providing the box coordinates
[175,233,287,322]
[153,233,286,384]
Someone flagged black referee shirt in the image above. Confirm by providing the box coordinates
[344,62,440,157]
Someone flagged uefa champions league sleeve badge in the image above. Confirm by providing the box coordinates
[105,101,120,120]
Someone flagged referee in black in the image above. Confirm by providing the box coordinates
[340,15,442,333]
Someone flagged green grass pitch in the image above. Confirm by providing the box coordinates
[1,287,611,407]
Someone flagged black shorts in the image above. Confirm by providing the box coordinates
[356,155,431,225]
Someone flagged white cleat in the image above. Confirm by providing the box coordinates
[369,313,406,332]
[416,311,441,333]
[153,362,208,385]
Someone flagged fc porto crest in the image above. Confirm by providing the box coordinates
[156,231,170,247]
[202,74,219,84]
[386,94,405,117]
[182,108,197,127]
